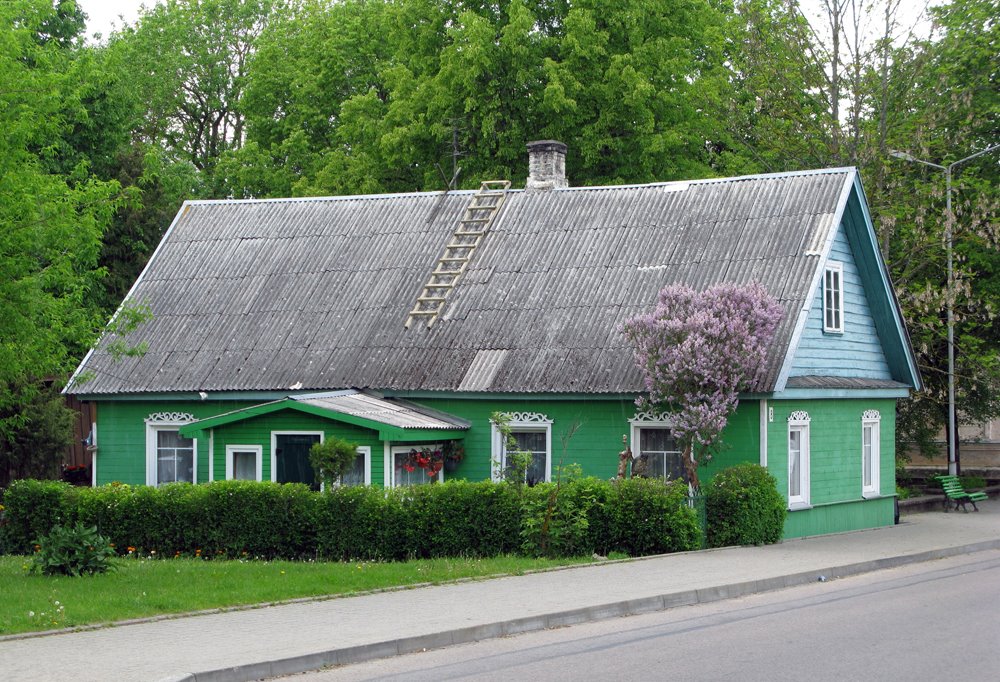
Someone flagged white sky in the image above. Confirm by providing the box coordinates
[76,0,150,40]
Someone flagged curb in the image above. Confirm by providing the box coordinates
[162,538,1000,682]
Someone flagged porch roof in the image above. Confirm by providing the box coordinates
[178,390,470,441]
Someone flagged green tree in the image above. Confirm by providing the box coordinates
[0,0,126,480]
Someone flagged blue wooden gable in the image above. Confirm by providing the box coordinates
[776,172,921,394]
[787,223,893,380]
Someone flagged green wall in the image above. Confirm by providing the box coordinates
[92,395,761,487]
[766,398,896,538]
[208,410,384,484]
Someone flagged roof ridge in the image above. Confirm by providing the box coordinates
[182,167,857,207]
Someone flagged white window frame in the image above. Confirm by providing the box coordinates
[862,410,881,498]
[270,431,324,483]
[225,444,263,481]
[823,262,845,333]
[388,444,445,487]
[337,446,371,487]
[629,413,690,482]
[144,413,198,487]
[788,411,811,509]
[490,413,553,483]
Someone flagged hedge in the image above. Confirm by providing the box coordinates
[705,463,786,547]
[1,477,702,560]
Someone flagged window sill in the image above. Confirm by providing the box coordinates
[787,503,812,512]
[822,328,845,335]
[861,492,881,500]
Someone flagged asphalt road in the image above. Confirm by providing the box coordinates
[279,549,1000,682]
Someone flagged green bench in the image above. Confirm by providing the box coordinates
[935,475,989,512]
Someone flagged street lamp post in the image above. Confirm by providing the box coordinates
[890,143,1000,476]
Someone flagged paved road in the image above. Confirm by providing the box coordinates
[291,550,1000,682]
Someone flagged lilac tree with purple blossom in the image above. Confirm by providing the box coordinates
[622,282,783,489]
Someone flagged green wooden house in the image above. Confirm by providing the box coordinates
[66,142,920,538]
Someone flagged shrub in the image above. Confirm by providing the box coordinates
[520,481,596,558]
[317,481,522,561]
[31,523,116,576]
[706,463,786,547]
[597,477,702,556]
[310,437,361,486]
[0,479,75,554]
[4,477,705,561]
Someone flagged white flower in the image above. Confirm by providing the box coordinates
[27,611,34,618]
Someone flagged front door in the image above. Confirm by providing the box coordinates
[274,433,321,490]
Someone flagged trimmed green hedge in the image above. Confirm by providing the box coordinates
[1,477,702,560]
[705,463,786,547]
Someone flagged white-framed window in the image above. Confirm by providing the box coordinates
[862,410,881,497]
[629,412,688,482]
[270,431,323,489]
[824,262,844,333]
[339,446,371,487]
[225,445,262,481]
[788,410,811,509]
[490,412,552,484]
[389,444,444,487]
[144,412,197,486]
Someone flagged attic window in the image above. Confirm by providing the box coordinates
[823,262,844,333]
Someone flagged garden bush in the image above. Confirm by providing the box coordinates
[31,522,116,576]
[4,477,704,561]
[1,479,75,554]
[705,463,786,547]
[520,480,597,558]
[596,477,702,556]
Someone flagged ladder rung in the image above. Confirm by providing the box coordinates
[439,257,468,262]
[407,310,438,316]
[431,270,461,277]
[445,243,477,250]
[426,279,457,285]
[417,297,446,303]
[462,218,491,223]
[455,230,485,237]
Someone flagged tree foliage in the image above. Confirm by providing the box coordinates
[622,283,783,487]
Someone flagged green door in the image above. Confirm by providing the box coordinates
[274,433,320,490]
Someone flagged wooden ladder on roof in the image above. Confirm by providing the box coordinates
[405,180,511,328]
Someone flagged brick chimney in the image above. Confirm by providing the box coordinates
[525,140,568,191]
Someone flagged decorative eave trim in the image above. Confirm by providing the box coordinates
[145,412,196,424]
[495,411,552,424]
[788,410,811,423]
[862,409,881,422]
[628,410,673,424]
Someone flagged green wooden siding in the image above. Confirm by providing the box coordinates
[92,397,760,488]
[766,398,896,538]
[208,410,383,483]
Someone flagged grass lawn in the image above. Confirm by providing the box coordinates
[0,554,592,636]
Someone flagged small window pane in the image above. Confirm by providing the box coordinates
[340,452,365,486]
[789,430,801,497]
[232,451,256,480]
[507,430,547,484]
[157,430,194,484]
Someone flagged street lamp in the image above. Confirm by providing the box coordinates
[889,143,1000,476]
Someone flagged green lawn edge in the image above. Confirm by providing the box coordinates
[0,554,596,638]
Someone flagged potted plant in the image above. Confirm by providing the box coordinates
[442,441,465,473]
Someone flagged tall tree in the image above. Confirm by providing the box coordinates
[0,0,126,483]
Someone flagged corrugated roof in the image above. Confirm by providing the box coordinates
[784,376,910,390]
[291,391,470,430]
[69,169,858,395]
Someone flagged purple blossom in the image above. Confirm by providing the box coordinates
[622,282,783,462]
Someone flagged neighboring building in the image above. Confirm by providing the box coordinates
[65,142,920,539]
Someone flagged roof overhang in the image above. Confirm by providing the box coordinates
[178,390,470,441]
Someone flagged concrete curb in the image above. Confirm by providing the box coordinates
[163,538,1000,682]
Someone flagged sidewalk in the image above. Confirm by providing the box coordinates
[2,502,998,682]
